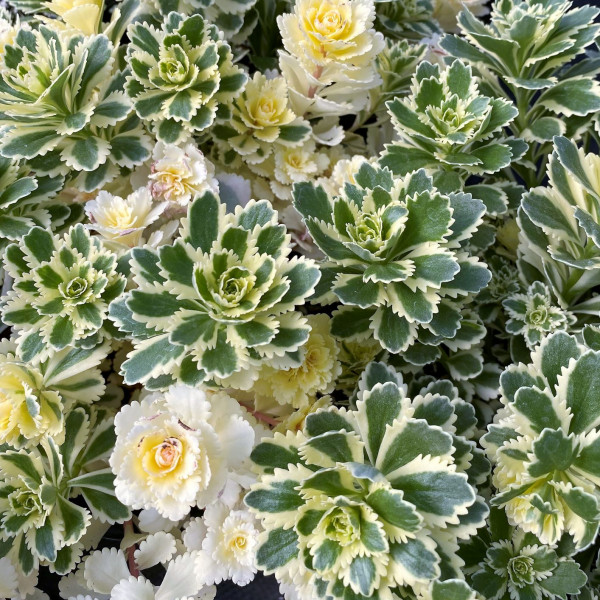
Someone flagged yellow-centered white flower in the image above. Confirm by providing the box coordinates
[110,385,255,521]
[149,142,218,206]
[85,188,166,248]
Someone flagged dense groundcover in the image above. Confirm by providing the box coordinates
[1,0,600,599]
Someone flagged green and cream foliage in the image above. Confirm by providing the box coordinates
[125,12,247,144]
[1,224,126,362]
[293,162,490,356]
[246,362,487,600]
[503,281,576,350]
[0,27,151,190]
[462,509,587,600]
[441,0,600,185]
[0,339,107,449]
[382,59,522,178]
[0,157,66,245]
[518,137,600,310]
[483,331,600,550]
[0,403,130,575]
[110,190,320,389]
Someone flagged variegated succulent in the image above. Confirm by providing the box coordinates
[518,137,600,310]
[293,162,491,355]
[126,12,247,144]
[382,60,523,178]
[0,404,130,575]
[0,28,151,189]
[441,0,600,185]
[461,509,587,600]
[110,190,320,389]
[483,331,600,550]
[1,224,126,362]
[246,361,487,600]
[503,281,576,350]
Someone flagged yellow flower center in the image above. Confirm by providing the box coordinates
[140,435,184,476]
[104,202,137,229]
[229,533,248,550]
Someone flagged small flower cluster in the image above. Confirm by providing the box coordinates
[0,0,600,599]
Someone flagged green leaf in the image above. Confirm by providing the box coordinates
[245,480,304,513]
[366,487,421,533]
[256,527,299,572]
[389,537,439,580]
[185,191,221,252]
[529,429,576,477]
[565,351,600,434]
[355,382,403,464]
[121,335,184,385]
[390,471,474,517]
[513,387,562,433]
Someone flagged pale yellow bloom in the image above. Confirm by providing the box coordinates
[279,0,382,67]
[433,0,489,33]
[252,314,340,410]
[110,386,255,521]
[0,355,63,448]
[229,73,310,164]
[277,0,384,116]
[45,0,103,35]
[149,142,218,206]
[266,139,330,200]
[85,187,166,248]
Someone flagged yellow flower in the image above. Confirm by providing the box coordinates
[279,0,382,67]
[85,188,166,248]
[228,73,310,164]
[0,355,63,448]
[44,0,103,35]
[252,315,341,410]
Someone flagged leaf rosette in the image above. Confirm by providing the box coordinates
[1,224,126,363]
[246,361,487,600]
[111,190,320,389]
[0,27,150,186]
[293,162,491,355]
[126,12,247,144]
[483,331,600,550]
[382,60,522,177]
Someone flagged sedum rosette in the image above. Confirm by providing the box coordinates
[503,281,576,350]
[0,404,130,575]
[246,361,487,600]
[483,331,600,549]
[110,384,255,520]
[519,137,600,310]
[0,27,151,188]
[293,162,490,354]
[126,12,247,144]
[1,224,126,362]
[382,59,522,177]
[0,339,107,449]
[110,190,320,389]
[440,0,600,186]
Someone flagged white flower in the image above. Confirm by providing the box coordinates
[193,502,259,587]
[258,139,329,200]
[317,154,371,196]
[85,188,166,248]
[277,0,384,116]
[110,385,255,521]
[149,142,218,207]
